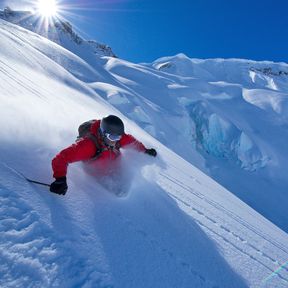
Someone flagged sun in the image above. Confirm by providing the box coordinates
[36,0,58,18]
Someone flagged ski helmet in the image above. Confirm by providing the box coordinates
[100,115,125,137]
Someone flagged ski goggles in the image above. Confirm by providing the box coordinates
[104,133,122,142]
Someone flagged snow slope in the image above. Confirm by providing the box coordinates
[3,8,288,233]
[0,18,288,288]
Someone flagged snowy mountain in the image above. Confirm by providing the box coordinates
[92,55,288,233]
[0,7,116,60]
[1,15,288,288]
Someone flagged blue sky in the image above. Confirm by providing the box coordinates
[1,0,288,63]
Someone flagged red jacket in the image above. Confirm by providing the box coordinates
[52,120,146,178]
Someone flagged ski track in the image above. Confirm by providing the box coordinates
[1,162,288,287]
[158,170,288,286]
[0,60,45,100]
[163,164,288,253]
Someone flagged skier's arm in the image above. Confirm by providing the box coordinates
[120,134,147,152]
[52,138,96,178]
[120,134,157,156]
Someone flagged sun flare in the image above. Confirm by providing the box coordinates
[36,0,58,17]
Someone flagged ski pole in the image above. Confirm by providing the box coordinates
[24,178,51,187]
[3,163,50,187]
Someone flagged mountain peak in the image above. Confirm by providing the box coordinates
[0,7,116,58]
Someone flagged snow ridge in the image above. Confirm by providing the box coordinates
[0,7,116,59]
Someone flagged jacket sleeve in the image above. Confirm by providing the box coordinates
[52,138,96,178]
[119,134,146,152]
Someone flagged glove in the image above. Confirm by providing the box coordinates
[50,177,68,195]
[145,148,157,157]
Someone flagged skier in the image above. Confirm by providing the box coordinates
[50,115,157,195]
